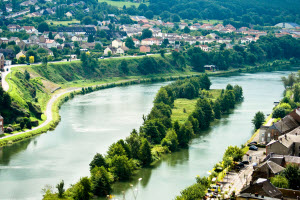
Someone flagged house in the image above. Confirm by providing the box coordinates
[71,36,82,42]
[65,11,73,17]
[240,178,282,198]
[22,26,38,34]
[0,53,5,71]
[57,27,96,36]
[0,38,9,44]
[104,47,116,55]
[164,22,174,28]
[263,153,300,167]
[0,115,4,135]
[252,160,285,180]
[132,38,140,47]
[204,65,217,71]
[45,39,58,48]
[112,39,124,48]
[237,193,281,200]
[16,51,26,60]
[140,45,150,53]
[7,24,21,32]
[266,133,300,156]
[116,47,125,55]
[260,114,300,144]
[199,45,209,52]
[141,38,161,46]
[179,23,188,29]
[54,33,65,41]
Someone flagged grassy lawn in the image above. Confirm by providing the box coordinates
[198,19,223,24]
[46,19,80,26]
[171,89,222,124]
[98,0,148,7]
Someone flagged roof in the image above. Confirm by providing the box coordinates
[238,193,280,200]
[0,115,3,119]
[241,178,282,198]
[274,115,299,133]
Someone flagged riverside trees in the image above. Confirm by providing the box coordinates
[44,75,243,199]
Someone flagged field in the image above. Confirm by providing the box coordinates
[198,20,223,24]
[46,19,80,26]
[98,0,148,7]
[171,89,222,123]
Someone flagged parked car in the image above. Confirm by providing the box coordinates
[236,162,245,168]
[242,160,249,165]
[26,63,30,65]
[249,141,257,145]
[249,145,258,151]
[100,57,104,59]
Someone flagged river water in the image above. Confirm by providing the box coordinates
[0,71,294,200]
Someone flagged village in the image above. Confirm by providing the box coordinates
[0,0,299,71]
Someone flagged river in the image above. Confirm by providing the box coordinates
[0,71,294,200]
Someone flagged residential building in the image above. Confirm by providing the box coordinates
[252,160,285,180]
[199,45,209,51]
[7,24,21,32]
[204,65,217,71]
[65,11,73,17]
[16,51,26,60]
[132,38,140,47]
[275,22,300,29]
[266,133,300,156]
[240,178,282,198]
[141,38,161,46]
[104,47,115,55]
[22,26,38,34]
[140,45,150,53]
[0,38,9,44]
[112,39,124,48]
[0,115,4,135]
[44,39,59,48]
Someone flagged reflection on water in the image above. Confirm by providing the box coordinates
[0,71,296,200]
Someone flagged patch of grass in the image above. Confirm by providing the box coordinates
[98,0,148,7]
[198,19,223,24]
[46,19,80,26]
[172,98,197,124]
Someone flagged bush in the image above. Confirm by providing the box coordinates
[272,107,286,118]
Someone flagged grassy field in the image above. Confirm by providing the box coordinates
[198,20,223,24]
[171,89,222,123]
[46,19,80,26]
[98,0,148,7]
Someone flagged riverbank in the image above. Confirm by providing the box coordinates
[0,59,295,147]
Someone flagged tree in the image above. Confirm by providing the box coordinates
[171,14,180,22]
[72,177,92,200]
[282,164,300,190]
[252,111,265,129]
[125,37,135,49]
[29,56,34,63]
[119,60,129,75]
[161,129,179,151]
[107,143,127,158]
[272,107,286,118]
[183,26,190,33]
[48,32,53,39]
[18,56,26,64]
[91,166,113,197]
[38,22,49,33]
[271,175,289,189]
[196,98,214,128]
[89,153,107,171]
[213,100,221,119]
[110,155,135,180]
[95,43,102,51]
[223,146,243,162]
[160,49,165,57]
[42,57,48,66]
[139,138,152,166]
[175,183,206,200]
[154,88,172,106]
[141,29,152,39]
[24,70,30,81]
[293,85,300,102]
[56,180,65,198]
[145,10,154,19]
[88,35,94,43]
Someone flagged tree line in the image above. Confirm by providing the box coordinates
[43,75,243,199]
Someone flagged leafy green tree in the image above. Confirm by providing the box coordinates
[226,84,233,90]
[38,22,49,33]
[91,166,113,196]
[271,175,289,189]
[293,85,300,102]
[24,70,30,81]
[233,85,243,101]
[107,143,127,158]
[283,164,300,190]
[139,138,152,166]
[272,107,286,118]
[87,35,94,43]
[175,183,206,200]
[119,60,129,75]
[141,29,152,39]
[56,180,65,198]
[183,26,190,33]
[89,153,107,171]
[145,10,154,19]
[73,177,92,200]
[110,155,135,180]
[126,129,142,159]
[252,111,265,129]
[42,57,48,66]
[171,14,180,22]
[125,37,135,49]
[223,146,243,162]
[160,49,165,57]
[196,98,214,128]
[95,43,102,51]
[161,129,179,151]
[154,88,172,106]
[213,100,221,119]
[199,74,211,90]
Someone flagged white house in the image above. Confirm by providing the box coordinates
[22,26,38,34]
[45,39,58,48]
[112,39,124,48]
